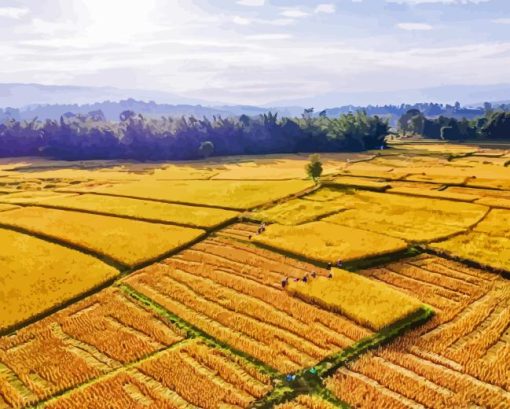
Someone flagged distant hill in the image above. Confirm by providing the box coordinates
[0,83,220,108]
[0,99,303,121]
[267,84,510,109]
[0,82,508,123]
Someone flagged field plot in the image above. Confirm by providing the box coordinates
[324,176,390,191]
[0,191,78,204]
[0,288,184,408]
[0,207,205,267]
[326,254,510,409]
[0,174,98,192]
[36,194,238,229]
[287,269,423,330]
[339,163,410,180]
[274,394,341,409]
[322,190,488,242]
[429,209,510,272]
[210,157,343,180]
[44,339,272,409]
[123,235,373,373]
[445,185,510,208]
[252,221,407,264]
[387,186,479,202]
[250,198,346,225]
[63,179,314,210]
[0,204,19,212]
[0,228,118,333]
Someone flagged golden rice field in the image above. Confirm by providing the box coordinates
[0,287,185,408]
[0,206,205,267]
[274,394,341,409]
[62,179,314,210]
[327,254,510,409]
[0,228,118,333]
[123,235,373,373]
[252,221,408,263]
[430,208,510,271]
[0,143,510,408]
[35,193,238,228]
[287,269,423,330]
[251,197,346,225]
[322,190,488,243]
[43,339,272,409]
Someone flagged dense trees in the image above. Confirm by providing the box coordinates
[0,110,389,160]
[397,110,510,141]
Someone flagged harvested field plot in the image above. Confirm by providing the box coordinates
[124,235,373,373]
[0,207,205,267]
[66,179,313,210]
[327,254,510,409]
[252,221,407,263]
[44,339,272,409]
[38,193,238,228]
[287,269,423,330]
[0,288,184,408]
[0,228,118,333]
[323,190,488,242]
[251,198,346,225]
[430,209,510,271]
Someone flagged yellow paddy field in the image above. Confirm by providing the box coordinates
[1,145,510,408]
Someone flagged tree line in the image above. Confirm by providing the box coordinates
[0,109,389,160]
[398,109,510,141]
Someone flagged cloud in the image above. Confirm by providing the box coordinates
[245,33,293,40]
[387,0,490,4]
[0,7,29,19]
[233,16,251,25]
[280,8,310,18]
[396,22,434,30]
[236,0,265,6]
[493,18,510,25]
[315,4,336,14]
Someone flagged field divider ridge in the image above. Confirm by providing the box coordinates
[251,307,434,408]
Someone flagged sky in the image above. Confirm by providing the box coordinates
[0,0,509,105]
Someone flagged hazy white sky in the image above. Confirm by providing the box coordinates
[1,0,509,104]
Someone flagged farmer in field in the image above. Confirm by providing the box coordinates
[337,259,343,268]
[281,277,289,288]
[302,274,309,283]
[327,262,332,270]
[257,222,266,235]
[328,272,333,279]
[311,271,317,279]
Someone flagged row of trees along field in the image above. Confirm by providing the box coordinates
[0,109,388,160]
[398,109,510,141]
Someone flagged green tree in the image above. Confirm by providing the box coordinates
[198,141,214,158]
[306,153,323,182]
